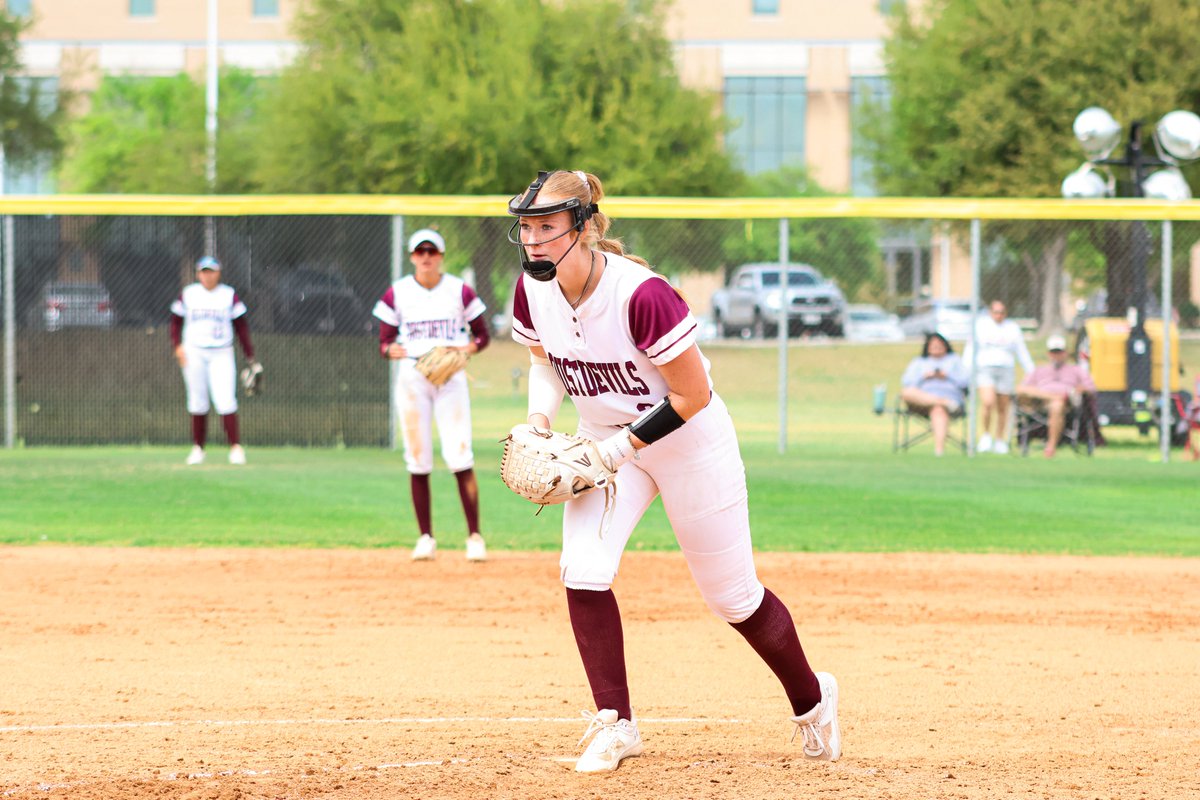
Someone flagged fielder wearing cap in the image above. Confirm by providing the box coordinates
[170,255,257,466]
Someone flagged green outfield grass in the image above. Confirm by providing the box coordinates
[2,339,1198,555]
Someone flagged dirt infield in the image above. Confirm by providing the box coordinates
[2,547,1198,799]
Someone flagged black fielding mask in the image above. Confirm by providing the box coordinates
[506,170,599,282]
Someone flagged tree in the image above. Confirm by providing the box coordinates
[252,0,738,311]
[862,0,1200,332]
[61,69,264,194]
[0,11,65,173]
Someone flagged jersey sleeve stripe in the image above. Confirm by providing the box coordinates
[464,297,486,322]
[372,297,400,326]
[646,319,698,365]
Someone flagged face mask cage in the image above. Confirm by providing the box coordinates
[505,170,600,280]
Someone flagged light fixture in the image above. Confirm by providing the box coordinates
[1154,110,1200,162]
[1141,167,1192,200]
[1061,163,1113,199]
[1073,106,1122,161]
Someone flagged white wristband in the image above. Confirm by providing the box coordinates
[597,429,637,471]
[527,362,566,427]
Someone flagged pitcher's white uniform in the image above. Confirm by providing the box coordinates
[171,283,247,415]
[373,274,486,474]
[512,253,764,623]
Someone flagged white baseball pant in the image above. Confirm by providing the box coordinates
[395,359,474,474]
[562,392,765,623]
[182,344,238,415]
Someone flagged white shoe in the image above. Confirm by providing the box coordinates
[791,672,841,762]
[185,446,205,466]
[993,440,1009,455]
[466,533,487,562]
[228,445,246,465]
[977,433,993,453]
[575,709,643,773]
[412,534,436,561]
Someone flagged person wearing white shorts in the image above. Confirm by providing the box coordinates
[968,300,1034,453]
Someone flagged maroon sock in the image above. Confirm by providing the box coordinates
[221,413,240,446]
[566,588,631,721]
[453,469,480,534]
[191,415,207,448]
[410,473,432,536]
[730,588,821,716]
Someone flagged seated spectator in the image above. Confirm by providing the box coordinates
[1016,334,1097,458]
[900,332,969,456]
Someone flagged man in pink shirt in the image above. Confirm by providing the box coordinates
[1017,334,1096,457]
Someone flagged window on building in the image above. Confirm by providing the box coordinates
[723,76,806,175]
[6,0,32,17]
[753,0,780,13]
[252,0,279,16]
[130,0,154,17]
[851,76,890,196]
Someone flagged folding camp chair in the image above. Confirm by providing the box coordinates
[892,396,968,454]
[1014,393,1100,456]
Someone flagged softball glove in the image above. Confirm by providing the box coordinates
[415,346,468,386]
[240,360,264,396]
[500,424,616,507]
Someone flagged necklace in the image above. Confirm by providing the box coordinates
[569,251,596,309]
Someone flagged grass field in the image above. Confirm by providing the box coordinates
[2,339,1198,555]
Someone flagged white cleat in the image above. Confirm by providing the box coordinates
[575,709,643,773]
[228,445,247,465]
[185,446,205,466]
[412,534,436,561]
[466,533,487,562]
[992,440,1009,455]
[791,672,841,762]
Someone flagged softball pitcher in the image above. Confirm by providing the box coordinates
[506,171,841,772]
[373,229,490,562]
[170,256,257,466]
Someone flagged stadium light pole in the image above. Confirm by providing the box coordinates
[1063,106,1200,435]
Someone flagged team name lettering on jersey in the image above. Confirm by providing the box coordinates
[548,353,651,398]
[405,319,464,340]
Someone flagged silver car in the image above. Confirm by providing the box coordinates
[898,298,973,342]
[844,304,905,342]
[38,281,116,332]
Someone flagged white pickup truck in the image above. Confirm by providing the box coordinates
[710,263,846,338]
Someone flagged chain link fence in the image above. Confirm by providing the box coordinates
[1,197,1198,452]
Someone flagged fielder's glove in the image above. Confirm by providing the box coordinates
[415,346,468,386]
[240,360,264,396]
[499,424,617,508]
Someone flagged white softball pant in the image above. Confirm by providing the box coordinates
[562,392,765,623]
[394,359,474,475]
[182,345,238,415]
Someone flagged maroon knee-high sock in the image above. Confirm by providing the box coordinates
[453,469,480,534]
[191,415,207,448]
[410,473,432,536]
[729,588,822,716]
[221,413,240,446]
[566,588,631,721]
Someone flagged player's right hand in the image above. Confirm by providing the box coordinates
[386,343,408,360]
[174,345,187,368]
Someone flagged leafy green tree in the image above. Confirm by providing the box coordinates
[253,0,737,310]
[863,0,1200,331]
[0,11,65,173]
[61,69,263,193]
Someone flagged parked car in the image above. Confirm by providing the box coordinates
[710,263,846,338]
[31,281,116,332]
[898,298,974,342]
[844,303,905,342]
[273,267,370,334]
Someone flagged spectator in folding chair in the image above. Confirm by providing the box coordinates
[898,332,969,456]
[1015,334,1097,458]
